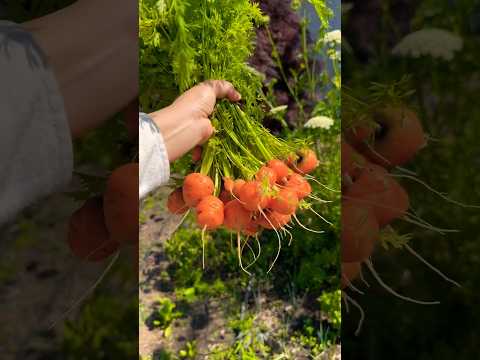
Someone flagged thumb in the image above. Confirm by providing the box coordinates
[203,80,242,102]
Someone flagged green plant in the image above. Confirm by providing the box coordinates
[150,298,183,337]
[61,296,138,359]
[209,316,272,359]
[179,341,197,359]
[140,0,309,190]
[318,290,341,330]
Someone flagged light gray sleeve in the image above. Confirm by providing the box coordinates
[0,21,73,224]
[139,112,170,199]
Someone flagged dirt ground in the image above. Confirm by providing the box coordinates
[0,193,115,359]
[139,189,341,359]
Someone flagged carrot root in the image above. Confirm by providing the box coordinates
[342,291,365,336]
[304,174,340,193]
[364,259,440,305]
[49,250,120,329]
[404,244,461,288]
[237,232,252,276]
[309,207,333,226]
[390,173,480,209]
[202,225,207,270]
[267,228,282,274]
[292,213,324,234]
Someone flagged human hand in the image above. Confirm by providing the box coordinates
[149,80,241,162]
[24,0,138,138]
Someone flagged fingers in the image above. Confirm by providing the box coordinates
[203,80,241,102]
[198,117,215,144]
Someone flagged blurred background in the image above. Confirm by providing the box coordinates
[342,0,480,359]
[1,1,138,359]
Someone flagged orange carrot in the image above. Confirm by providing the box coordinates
[191,146,202,163]
[255,166,277,186]
[223,177,235,193]
[256,209,291,230]
[196,195,224,230]
[294,149,319,174]
[267,159,292,180]
[269,188,299,215]
[103,163,139,244]
[167,188,188,214]
[232,179,246,198]
[345,122,374,150]
[341,262,362,289]
[219,189,233,203]
[341,139,367,182]
[242,220,260,236]
[238,180,270,211]
[183,173,214,207]
[345,164,410,226]
[361,106,425,168]
[223,199,252,232]
[68,197,119,262]
[284,173,312,199]
[341,200,379,262]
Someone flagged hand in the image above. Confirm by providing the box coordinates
[149,80,241,162]
[23,0,138,138]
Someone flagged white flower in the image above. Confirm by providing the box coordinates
[269,105,288,115]
[392,28,463,61]
[327,48,341,61]
[323,30,341,44]
[304,116,334,129]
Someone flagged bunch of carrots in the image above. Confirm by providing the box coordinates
[67,163,138,264]
[167,148,322,273]
[341,105,425,289]
[67,103,139,264]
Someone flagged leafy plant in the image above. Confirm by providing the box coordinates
[149,298,183,337]
[140,0,306,189]
[318,290,341,330]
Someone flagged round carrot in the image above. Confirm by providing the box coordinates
[255,166,277,186]
[196,195,224,230]
[256,209,291,230]
[284,173,312,199]
[341,200,379,262]
[341,139,367,182]
[167,188,188,214]
[223,177,235,193]
[183,173,214,207]
[223,199,252,232]
[269,188,299,215]
[238,180,270,211]
[242,220,260,236]
[68,197,119,261]
[362,106,425,167]
[344,121,374,150]
[341,262,361,289]
[294,149,319,174]
[345,164,410,226]
[232,179,246,198]
[267,159,292,180]
[191,146,202,163]
[219,189,233,203]
[103,163,139,244]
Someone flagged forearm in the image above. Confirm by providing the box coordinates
[22,0,138,137]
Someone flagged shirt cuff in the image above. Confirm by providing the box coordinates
[139,112,170,199]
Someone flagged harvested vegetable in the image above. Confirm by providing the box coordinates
[103,163,139,244]
[68,197,119,262]
[182,173,214,207]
